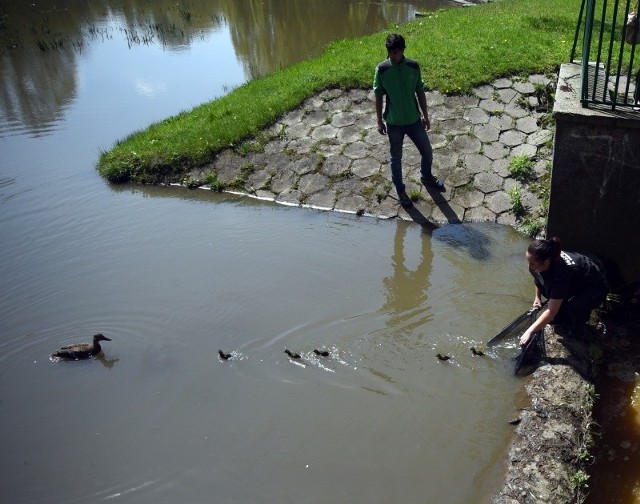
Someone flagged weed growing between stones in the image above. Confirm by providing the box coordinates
[509,154,535,180]
[508,186,525,217]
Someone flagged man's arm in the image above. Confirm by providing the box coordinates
[416,90,430,131]
[375,94,386,135]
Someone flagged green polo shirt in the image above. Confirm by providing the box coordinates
[373,56,425,126]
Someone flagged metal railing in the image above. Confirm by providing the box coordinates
[571,0,640,109]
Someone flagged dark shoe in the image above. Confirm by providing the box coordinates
[422,175,445,192]
[397,190,413,207]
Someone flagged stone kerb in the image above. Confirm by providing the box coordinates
[189,74,555,226]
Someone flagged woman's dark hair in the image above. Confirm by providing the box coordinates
[386,33,406,51]
[528,237,562,263]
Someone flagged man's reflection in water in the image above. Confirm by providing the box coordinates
[381,220,434,337]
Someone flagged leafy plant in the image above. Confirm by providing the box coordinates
[518,216,545,238]
[570,469,590,490]
[409,189,424,202]
[509,154,535,180]
[205,171,225,192]
[508,186,525,216]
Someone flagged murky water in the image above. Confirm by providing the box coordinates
[0,1,538,502]
[586,338,640,504]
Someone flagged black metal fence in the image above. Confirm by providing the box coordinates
[571,0,640,109]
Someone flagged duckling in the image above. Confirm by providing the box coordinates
[313,349,329,357]
[284,349,301,359]
[436,353,451,361]
[218,350,232,361]
[51,334,111,360]
[470,347,485,356]
[508,418,522,425]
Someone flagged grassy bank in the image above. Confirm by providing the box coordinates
[97,0,582,183]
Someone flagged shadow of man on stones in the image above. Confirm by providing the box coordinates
[425,185,461,225]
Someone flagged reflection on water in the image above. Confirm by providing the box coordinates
[0,0,545,502]
[587,342,640,504]
[0,184,534,503]
[0,0,455,138]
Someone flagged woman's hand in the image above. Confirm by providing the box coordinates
[520,328,533,347]
[532,297,542,309]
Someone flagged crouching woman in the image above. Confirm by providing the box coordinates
[519,237,609,347]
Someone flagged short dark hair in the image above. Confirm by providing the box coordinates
[385,33,406,51]
[528,237,562,263]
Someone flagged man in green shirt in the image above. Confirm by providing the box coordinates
[373,33,444,207]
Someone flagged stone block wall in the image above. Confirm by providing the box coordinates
[549,64,640,285]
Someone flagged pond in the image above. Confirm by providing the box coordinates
[0,1,536,503]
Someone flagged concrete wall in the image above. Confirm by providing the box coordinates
[549,64,640,285]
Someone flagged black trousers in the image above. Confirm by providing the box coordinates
[553,284,609,327]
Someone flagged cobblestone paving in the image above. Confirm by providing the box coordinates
[189,73,556,229]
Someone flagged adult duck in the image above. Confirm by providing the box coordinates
[51,333,111,360]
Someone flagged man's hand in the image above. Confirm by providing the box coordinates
[421,116,431,131]
[377,120,386,135]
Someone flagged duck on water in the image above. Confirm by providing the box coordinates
[51,334,111,360]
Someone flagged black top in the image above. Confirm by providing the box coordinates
[530,251,606,300]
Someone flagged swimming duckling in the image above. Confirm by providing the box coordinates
[284,349,301,359]
[313,349,329,357]
[436,353,451,361]
[51,334,111,360]
[470,347,485,356]
[218,350,232,361]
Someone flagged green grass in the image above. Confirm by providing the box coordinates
[98,0,584,183]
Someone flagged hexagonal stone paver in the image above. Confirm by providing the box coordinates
[492,157,511,177]
[331,111,357,128]
[496,87,519,104]
[473,124,500,143]
[287,136,315,154]
[474,171,505,193]
[485,191,513,213]
[464,153,495,174]
[455,187,485,208]
[489,113,515,131]
[337,124,364,143]
[504,103,529,119]
[246,169,272,191]
[270,170,299,193]
[334,194,367,213]
[342,142,369,160]
[322,155,351,177]
[464,107,490,125]
[479,98,505,113]
[291,155,320,175]
[445,166,474,187]
[304,190,336,210]
[483,142,510,160]
[474,84,495,100]
[311,124,339,140]
[431,201,464,224]
[528,129,553,146]
[494,78,513,89]
[511,143,537,158]
[516,116,540,134]
[465,205,497,222]
[276,188,303,206]
[513,81,536,94]
[449,135,482,154]
[298,172,329,194]
[499,129,527,147]
[351,158,381,178]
